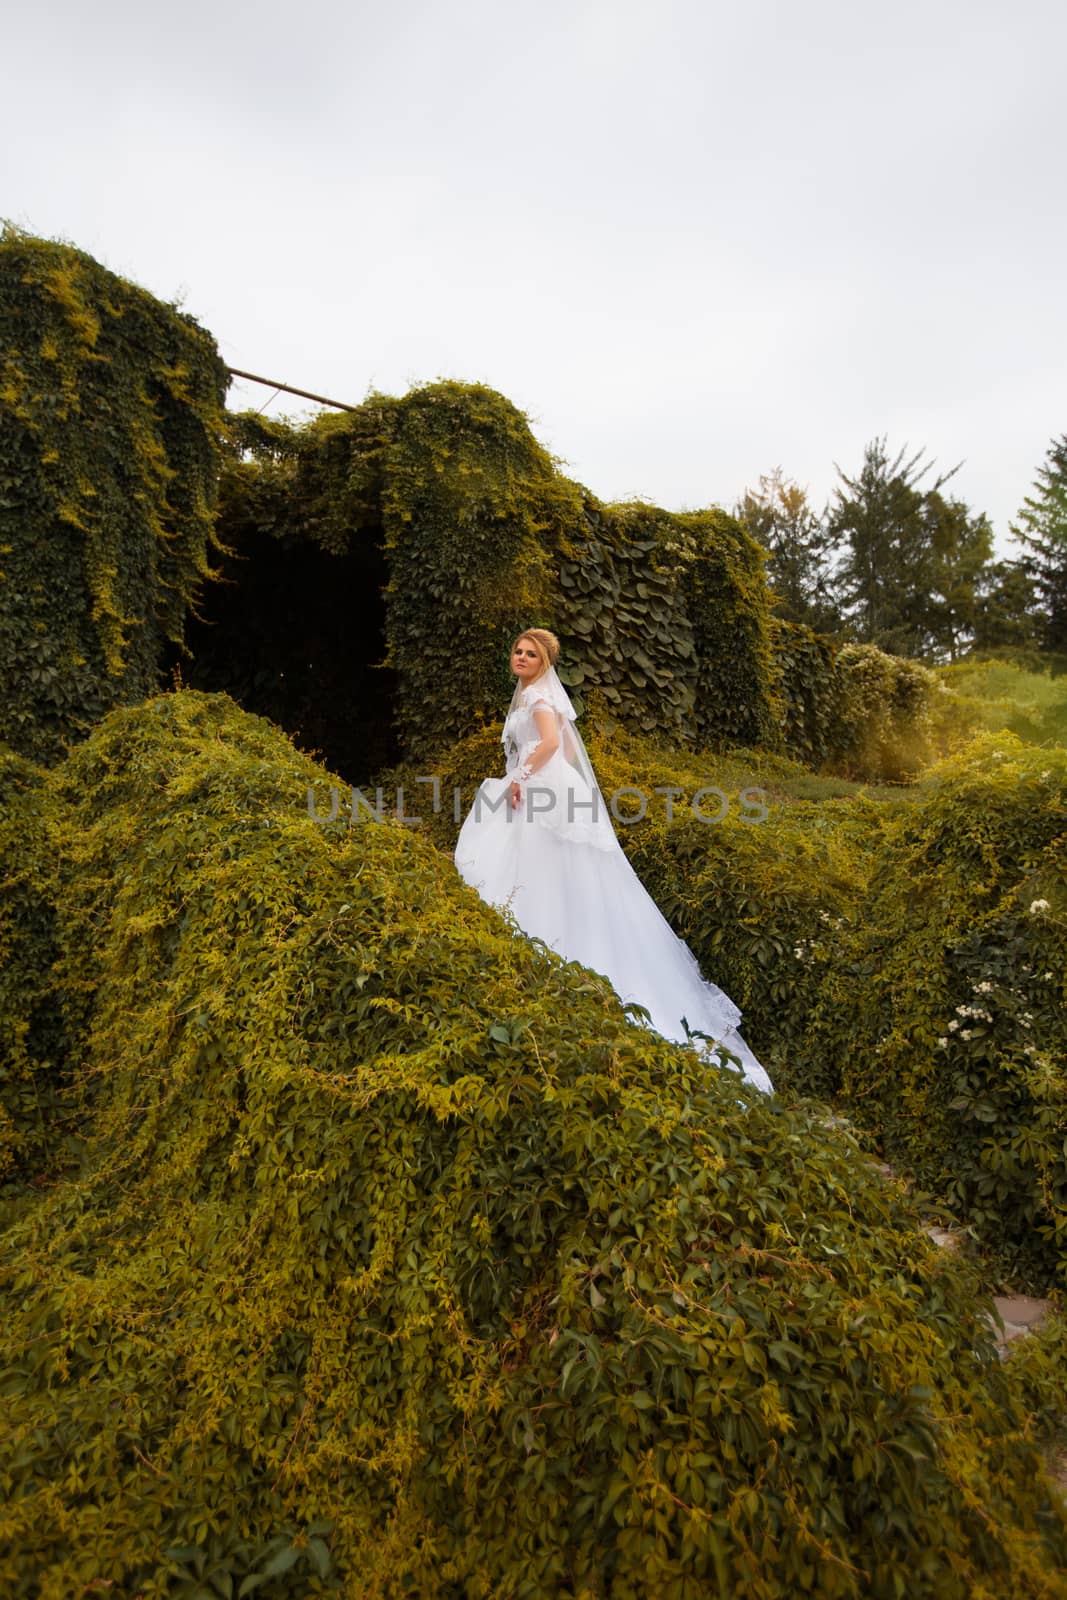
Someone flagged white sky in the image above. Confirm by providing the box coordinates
[4,0,1065,555]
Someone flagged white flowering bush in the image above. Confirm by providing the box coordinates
[804,732,1067,1289]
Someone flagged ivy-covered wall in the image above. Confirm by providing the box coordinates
[0,229,228,765]
[551,501,779,751]
[218,385,781,763]
[0,229,945,786]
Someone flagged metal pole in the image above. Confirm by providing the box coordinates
[226,367,358,412]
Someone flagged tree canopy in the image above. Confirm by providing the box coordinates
[1011,433,1067,655]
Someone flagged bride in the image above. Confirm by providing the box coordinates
[454,628,773,1095]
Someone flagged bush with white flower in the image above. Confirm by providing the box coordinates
[801,731,1067,1289]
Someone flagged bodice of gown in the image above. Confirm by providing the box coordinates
[502,693,555,775]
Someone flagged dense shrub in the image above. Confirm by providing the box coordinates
[1002,1306,1067,1453]
[5,692,1059,1594]
[0,744,70,1183]
[769,631,948,783]
[801,733,1067,1289]
[0,228,228,765]
[826,644,940,781]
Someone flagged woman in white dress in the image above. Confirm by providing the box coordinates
[454,628,773,1095]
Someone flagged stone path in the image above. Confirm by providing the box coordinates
[992,1292,1054,1354]
[920,1220,1066,1498]
[919,1219,1054,1358]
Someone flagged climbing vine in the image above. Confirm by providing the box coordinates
[0,227,228,764]
[220,386,781,760]
[2,691,1065,1594]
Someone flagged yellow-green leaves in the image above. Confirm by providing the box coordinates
[0,228,228,766]
[1,695,1066,1594]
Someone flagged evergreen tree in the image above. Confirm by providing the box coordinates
[826,438,991,659]
[1010,434,1067,654]
[970,560,1041,654]
[737,468,841,633]
[924,492,994,661]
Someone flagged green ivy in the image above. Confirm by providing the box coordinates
[0,227,228,765]
[770,626,944,783]
[771,619,842,770]
[217,387,782,765]
[800,732,1067,1288]
[0,744,70,1184]
[1,692,1065,1595]
[550,502,780,752]
[829,643,940,781]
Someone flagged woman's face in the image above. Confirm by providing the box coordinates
[511,637,543,682]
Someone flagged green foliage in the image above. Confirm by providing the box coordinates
[935,656,1067,750]
[217,387,781,766]
[553,503,698,742]
[0,228,229,765]
[553,502,779,751]
[737,468,840,633]
[826,438,994,661]
[800,733,1067,1289]
[770,619,842,770]
[369,382,573,758]
[770,629,942,782]
[3,691,1066,1596]
[972,561,1043,656]
[0,745,69,1183]
[1002,1306,1067,1449]
[829,643,940,781]
[683,508,780,751]
[1011,434,1067,655]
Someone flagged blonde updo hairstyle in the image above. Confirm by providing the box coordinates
[512,627,559,680]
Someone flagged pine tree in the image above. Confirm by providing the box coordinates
[826,438,993,659]
[924,492,994,661]
[737,468,840,633]
[831,438,953,656]
[970,560,1041,655]
[1010,434,1067,654]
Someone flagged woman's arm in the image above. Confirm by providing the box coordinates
[510,706,560,808]
[519,706,560,776]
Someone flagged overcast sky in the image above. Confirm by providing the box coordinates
[4,0,1064,554]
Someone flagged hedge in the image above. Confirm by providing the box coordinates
[771,626,943,783]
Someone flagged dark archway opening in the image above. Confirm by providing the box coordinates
[159,523,400,787]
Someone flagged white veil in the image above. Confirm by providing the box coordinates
[502,665,620,852]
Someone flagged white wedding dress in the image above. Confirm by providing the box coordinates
[454,671,773,1095]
